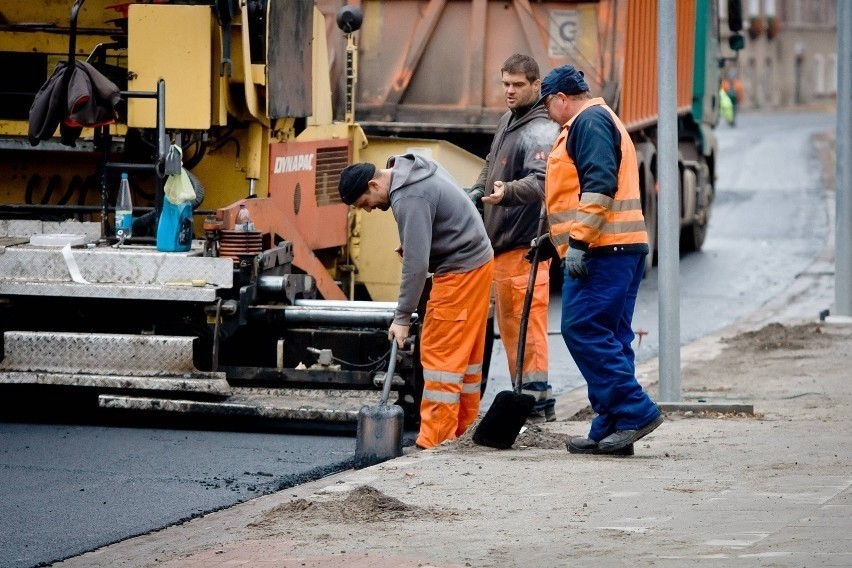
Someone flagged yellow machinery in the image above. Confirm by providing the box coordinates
[0,1,484,427]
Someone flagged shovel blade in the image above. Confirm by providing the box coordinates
[354,403,404,469]
[473,390,536,449]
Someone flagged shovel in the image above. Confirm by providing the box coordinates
[354,340,404,468]
[473,214,547,449]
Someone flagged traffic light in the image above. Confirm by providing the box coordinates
[729,33,745,51]
[727,0,743,32]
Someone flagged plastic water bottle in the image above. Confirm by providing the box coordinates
[235,203,254,231]
[115,172,133,238]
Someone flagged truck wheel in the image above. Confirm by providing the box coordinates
[640,163,657,277]
[680,168,710,253]
[680,218,707,253]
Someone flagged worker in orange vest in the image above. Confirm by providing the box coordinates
[540,65,663,455]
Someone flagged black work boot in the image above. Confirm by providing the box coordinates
[566,436,634,456]
[597,414,664,453]
[544,405,556,422]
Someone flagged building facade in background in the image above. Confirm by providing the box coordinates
[719,0,837,109]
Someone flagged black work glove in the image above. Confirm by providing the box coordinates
[466,187,485,205]
[564,246,589,279]
[525,234,557,263]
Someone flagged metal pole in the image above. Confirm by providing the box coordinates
[657,0,681,401]
[836,1,852,316]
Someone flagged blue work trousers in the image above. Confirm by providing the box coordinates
[561,253,660,441]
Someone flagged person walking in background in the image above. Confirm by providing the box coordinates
[539,65,663,455]
[719,85,735,126]
[721,69,745,126]
[338,155,494,449]
[467,53,559,423]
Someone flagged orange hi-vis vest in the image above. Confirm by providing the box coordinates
[545,98,647,258]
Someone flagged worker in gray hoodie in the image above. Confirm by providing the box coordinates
[338,154,494,449]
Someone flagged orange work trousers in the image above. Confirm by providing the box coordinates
[416,259,494,449]
[493,249,550,399]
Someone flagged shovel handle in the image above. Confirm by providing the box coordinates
[380,340,399,405]
[514,208,547,396]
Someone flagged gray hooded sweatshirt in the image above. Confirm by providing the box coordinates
[388,154,493,326]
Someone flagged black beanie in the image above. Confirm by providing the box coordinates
[338,163,376,205]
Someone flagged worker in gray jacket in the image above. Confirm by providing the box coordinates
[468,54,559,422]
[338,154,494,449]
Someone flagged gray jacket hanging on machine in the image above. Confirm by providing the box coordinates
[28,60,121,147]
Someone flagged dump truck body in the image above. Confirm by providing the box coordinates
[321,0,696,134]
[319,0,732,267]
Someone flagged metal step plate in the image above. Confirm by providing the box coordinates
[0,331,229,394]
[99,387,389,423]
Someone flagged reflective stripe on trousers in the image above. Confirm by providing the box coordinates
[416,259,494,449]
[493,248,553,408]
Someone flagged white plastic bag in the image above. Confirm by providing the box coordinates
[164,166,196,204]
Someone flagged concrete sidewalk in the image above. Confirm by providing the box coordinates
[53,273,852,567]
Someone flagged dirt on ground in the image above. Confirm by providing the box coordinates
[248,484,458,526]
[448,418,566,451]
[243,321,846,531]
[723,321,833,352]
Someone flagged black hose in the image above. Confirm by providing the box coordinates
[57,175,82,206]
[24,174,41,205]
[182,138,208,171]
[42,175,62,205]
[185,169,205,210]
[78,175,97,206]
